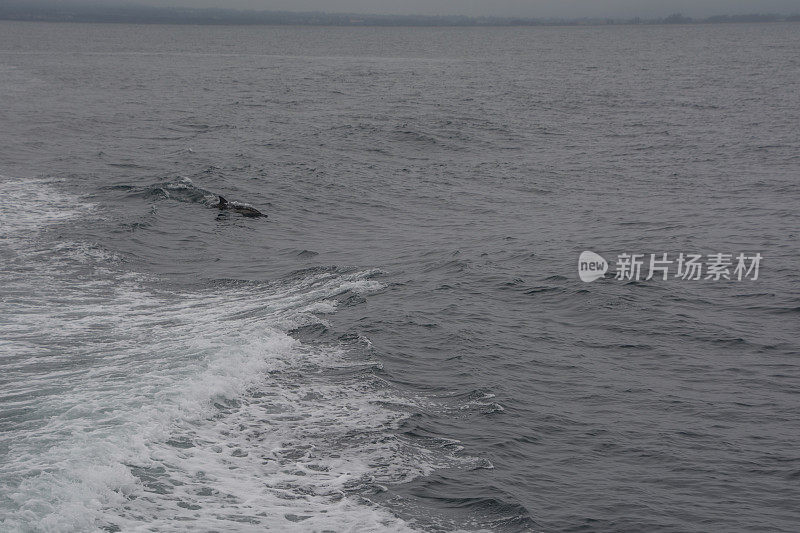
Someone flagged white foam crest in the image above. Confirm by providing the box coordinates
[89,345,426,532]
[0,238,463,532]
[301,299,338,314]
[0,177,93,238]
[0,182,475,531]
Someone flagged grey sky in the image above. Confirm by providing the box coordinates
[59,0,800,18]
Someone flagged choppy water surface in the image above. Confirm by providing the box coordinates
[0,21,799,532]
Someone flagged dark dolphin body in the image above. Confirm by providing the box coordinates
[216,196,266,218]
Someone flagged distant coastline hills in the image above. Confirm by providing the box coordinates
[1,2,799,27]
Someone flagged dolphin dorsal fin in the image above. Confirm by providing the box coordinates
[218,195,228,207]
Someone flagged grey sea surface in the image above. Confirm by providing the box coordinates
[0,21,798,532]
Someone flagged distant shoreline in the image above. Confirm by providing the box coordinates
[1,4,799,27]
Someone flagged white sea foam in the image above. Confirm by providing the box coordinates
[0,178,478,532]
[301,299,338,314]
[0,177,93,238]
[2,281,449,530]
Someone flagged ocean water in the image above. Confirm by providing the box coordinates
[0,21,799,532]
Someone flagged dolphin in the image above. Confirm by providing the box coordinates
[216,195,266,218]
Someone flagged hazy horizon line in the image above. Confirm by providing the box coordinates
[1,2,799,27]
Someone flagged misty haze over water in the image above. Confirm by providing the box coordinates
[4,0,800,19]
[2,1,800,25]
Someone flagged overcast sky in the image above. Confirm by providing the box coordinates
[59,0,800,18]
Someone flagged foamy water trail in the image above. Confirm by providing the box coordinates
[0,178,479,532]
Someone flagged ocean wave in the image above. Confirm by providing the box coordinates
[0,177,479,532]
[0,176,94,238]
